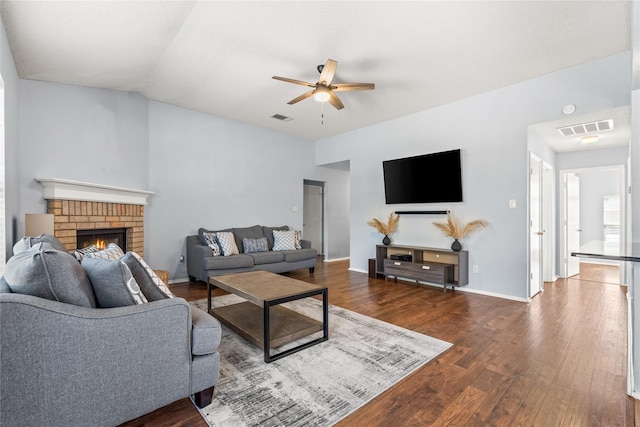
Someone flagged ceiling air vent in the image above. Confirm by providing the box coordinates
[556,119,614,137]
[271,114,293,122]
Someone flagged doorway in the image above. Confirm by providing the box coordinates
[529,152,554,297]
[559,166,625,283]
[303,180,324,255]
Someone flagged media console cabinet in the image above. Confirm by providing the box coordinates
[375,244,468,292]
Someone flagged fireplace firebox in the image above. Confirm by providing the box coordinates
[76,228,127,252]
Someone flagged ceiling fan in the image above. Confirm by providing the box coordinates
[272,59,374,110]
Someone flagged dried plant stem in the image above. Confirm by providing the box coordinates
[367,212,400,235]
[433,213,487,240]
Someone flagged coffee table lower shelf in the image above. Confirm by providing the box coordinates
[211,301,326,362]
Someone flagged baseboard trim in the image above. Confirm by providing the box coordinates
[453,286,529,303]
[325,257,350,263]
[349,267,367,273]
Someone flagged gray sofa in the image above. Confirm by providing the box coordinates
[187,225,317,282]
[0,235,222,427]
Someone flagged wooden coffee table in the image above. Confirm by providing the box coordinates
[208,271,328,363]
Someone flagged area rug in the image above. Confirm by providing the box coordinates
[190,295,452,427]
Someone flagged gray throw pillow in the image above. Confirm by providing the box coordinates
[243,237,268,253]
[0,276,12,293]
[13,233,67,255]
[81,257,147,307]
[232,225,264,253]
[4,243,97,307]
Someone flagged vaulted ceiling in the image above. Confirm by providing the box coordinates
[0,1,632,145]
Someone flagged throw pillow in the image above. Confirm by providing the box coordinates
[216,231,239,256]
[202,232,222,256]
[83,243,125,260]
[243,237,268,254]
[13,233,67,255]
[197,227,213,246]
[272,230,302,251]
[262,226,289,250]
[4,243,97,307]
[82,257,148,307]
[71,244,100,262]
[120,251,175,301]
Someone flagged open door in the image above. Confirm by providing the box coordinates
[529,153,543,297]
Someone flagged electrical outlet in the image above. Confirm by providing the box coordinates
[179,255,184,263]
[472,265,478,273]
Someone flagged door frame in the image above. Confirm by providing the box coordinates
[542,161,555,282]
[303,179,325,256]
[529,152,543,298]
[528,153,554,297]
[558,165,626,282]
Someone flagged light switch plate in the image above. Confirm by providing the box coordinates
[509,199,517,209]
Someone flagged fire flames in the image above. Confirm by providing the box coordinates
[94,239,106,250]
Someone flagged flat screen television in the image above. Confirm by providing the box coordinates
[383,149,462,204]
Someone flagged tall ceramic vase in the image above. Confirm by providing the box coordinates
[451,239,462,252]
[382,235,391,245]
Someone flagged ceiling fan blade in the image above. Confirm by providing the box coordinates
[327,91,344,110]
[318,59,338,85]
[331,83,375,92]
[287,90,315,105]
[272,76,316,88]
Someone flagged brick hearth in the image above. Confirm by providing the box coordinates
[47,200,144,256]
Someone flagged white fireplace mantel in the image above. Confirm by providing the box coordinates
[36,178,154,205]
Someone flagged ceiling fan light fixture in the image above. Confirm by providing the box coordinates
[314,87,330,103]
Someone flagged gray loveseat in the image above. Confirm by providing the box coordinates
[187,225,317,282]
[0,234,222,427]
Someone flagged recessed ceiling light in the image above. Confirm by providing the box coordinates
[562,104,576,115]
[580,135,599,144]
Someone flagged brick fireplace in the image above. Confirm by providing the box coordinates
[47,200,144,255]
[36,178,154,257]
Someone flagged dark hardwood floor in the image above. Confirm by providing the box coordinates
[121,259,634,426]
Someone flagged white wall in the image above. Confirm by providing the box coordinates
[1,19,19,260]
[576,169,620,245]
[630,0,640,397]
[17,80,149,234]
[147,101,318,279]
[556,145,630,171]
[317,52,632,300]
[7,78,351,278]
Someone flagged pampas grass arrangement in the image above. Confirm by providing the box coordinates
[367,212,400,236]
[432,213,487,240]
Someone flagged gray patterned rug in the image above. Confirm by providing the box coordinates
[190,295,451,427]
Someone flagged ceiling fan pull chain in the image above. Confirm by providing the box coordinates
[321,102,324,125]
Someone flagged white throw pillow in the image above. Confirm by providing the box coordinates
[128,251,176,299]
[83,243,125,260]
[272,230,302,251]
[216,232,240,256]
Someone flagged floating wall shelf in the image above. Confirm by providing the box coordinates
[394,210,450,215]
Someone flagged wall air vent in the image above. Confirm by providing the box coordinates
[271,114,293,122]
[556,119,614,137]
